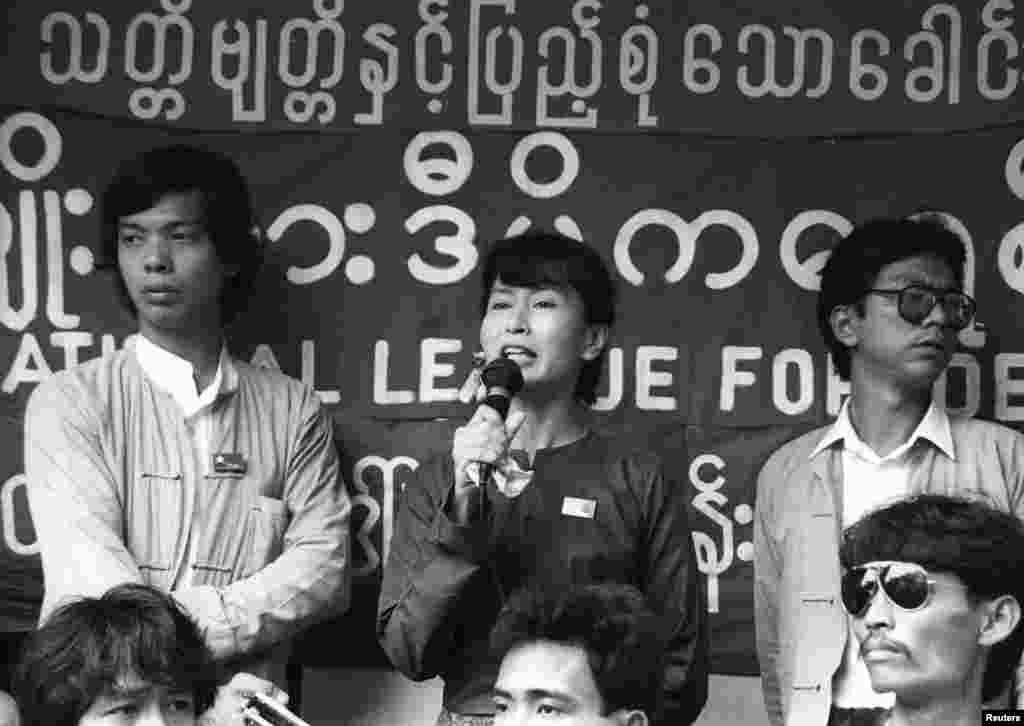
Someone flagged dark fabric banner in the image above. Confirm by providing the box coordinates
[2,1,1024,136]
[3,0,1024,676]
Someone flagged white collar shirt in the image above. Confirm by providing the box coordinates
[810,397,955,709]
[132,334,237,586]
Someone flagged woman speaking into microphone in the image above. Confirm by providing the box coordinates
[377,231,708,726]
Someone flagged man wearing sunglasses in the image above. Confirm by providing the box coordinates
[839,494,1024,726]
[754,217,1024,726]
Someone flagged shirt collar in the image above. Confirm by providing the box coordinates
[809,398,955,462]
[132,334,237,417]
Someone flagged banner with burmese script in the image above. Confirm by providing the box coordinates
[2,0,1024,675]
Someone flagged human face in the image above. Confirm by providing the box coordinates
[78,675,196,726]
[493,641,629,726]
[480,279,606,400]
[845,254,960,389]
[117,191,231,342]
[850,561,986,703]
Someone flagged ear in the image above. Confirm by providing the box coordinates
[829,304,861,350]
[581,324,609,362]
[979,595,1022,648]
[610,709,649,726]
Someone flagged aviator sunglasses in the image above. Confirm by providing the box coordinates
[840,561,966,617]
[864,285,976,330]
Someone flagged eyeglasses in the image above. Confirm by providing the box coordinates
[864,286,976,330]
[840,561,967,616]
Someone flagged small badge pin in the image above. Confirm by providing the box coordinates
[561,496,597,519]
[212,452,247,475]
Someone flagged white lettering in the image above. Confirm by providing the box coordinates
[689,453,732,613]
[772,348,814,416]
[352,455,419,574]
[267,204,346,285]
[43,190,78,328]
[300,339,340,404]
[373,340,415,404]
[405,206,478,285]
[467,0,523,126]
[2,333,54,393]
[0,193,39,331]
[50,331,92,369]
[592,346,623,411]
[720,346,762,411]
[0,112,62,182]
[995,353,1024,421]
[403,131,473,196]
[635,345,677,411]
[614,208,756,289]
[998,220,1024,295]
[779,210,851,291]
[1007,138,1024,201]
[509,131,579,199]
[419,338,462,403]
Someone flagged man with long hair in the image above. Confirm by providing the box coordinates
[840,495,1024,725]
[24,146,351,698]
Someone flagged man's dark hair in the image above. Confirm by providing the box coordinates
[817,216,966,380]
[480,231,616,405]
[100,144,263,324]
[12,584,220,726]
[490,583,663,717]
[840,493,1024,702]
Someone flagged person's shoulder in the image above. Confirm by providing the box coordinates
[233,357,304,387]
[0,690,19,726]
[230,360,334,443]
[948,414,1024,450]
[27,348,135,410]
[751,425,832,520]
[948,412,1022,436]
[587,429,664,468]
[232,358,321,406]
[759,424,832,478]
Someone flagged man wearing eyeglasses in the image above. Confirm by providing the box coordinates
[839,494,1024,726]
[754,216,1024,726]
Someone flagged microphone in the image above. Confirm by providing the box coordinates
[477,356,524,486]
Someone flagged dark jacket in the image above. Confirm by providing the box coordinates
[378,431,709,725]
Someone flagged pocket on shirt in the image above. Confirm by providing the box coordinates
[243,496,288,577]
[194,467,287,586]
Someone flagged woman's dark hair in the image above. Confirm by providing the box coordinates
[480,231,616,405]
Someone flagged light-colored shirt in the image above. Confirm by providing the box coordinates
[25,344,350,671]
[133,334,236,588]
[810,399,954,709]
[754,409,1024,726]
